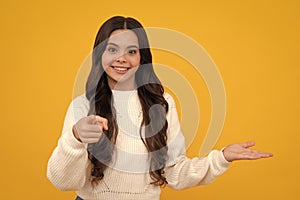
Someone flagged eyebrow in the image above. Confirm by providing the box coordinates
[107,42,139,49]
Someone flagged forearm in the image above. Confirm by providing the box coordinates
[47,127,89,191]
[165,150,231,190]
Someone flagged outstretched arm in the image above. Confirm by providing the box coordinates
[222,141,273,162]
[164,93,273,190]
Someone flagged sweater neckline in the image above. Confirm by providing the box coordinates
[112,89,137,94]
[111,89,138,101]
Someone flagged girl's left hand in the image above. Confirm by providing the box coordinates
[222,141,273,162]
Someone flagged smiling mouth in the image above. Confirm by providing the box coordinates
[111,66,130,74]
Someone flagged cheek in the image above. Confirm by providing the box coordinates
[101,52,114,68]
[130,55,141,67]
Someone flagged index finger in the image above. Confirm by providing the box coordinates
[95,116,108,130]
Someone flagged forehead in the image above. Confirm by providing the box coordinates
[108,29,139,47]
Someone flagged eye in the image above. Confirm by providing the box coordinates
[128,49,138,54]
[107,47,117,53]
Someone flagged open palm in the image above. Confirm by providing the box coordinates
[222,141,273,162]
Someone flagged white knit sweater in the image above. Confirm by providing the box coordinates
[47,90,231,200]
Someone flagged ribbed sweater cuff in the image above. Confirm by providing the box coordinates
[62,128,86,150]
[216,149,232,169]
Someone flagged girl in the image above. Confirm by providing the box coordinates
[47,16,272,200]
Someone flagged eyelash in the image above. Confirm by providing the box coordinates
[107,47,117,53]
[128,49,137,54]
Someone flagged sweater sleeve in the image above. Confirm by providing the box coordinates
[47,95,90,191]
[163,93,231,190]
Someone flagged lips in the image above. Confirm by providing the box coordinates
[111,66,129,74]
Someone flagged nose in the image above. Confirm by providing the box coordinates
[116,54,127,63]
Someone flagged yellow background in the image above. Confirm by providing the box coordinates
[1,0,299,199]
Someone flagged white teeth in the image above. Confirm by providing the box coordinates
[114,67,127,71]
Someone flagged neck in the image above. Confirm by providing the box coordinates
[111,85,137,91]
[108,79,137,91]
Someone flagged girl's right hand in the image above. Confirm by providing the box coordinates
[72,115,108,143]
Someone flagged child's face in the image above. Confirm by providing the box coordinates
[102,29,141,90]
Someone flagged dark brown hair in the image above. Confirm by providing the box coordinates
[85,16,169,186]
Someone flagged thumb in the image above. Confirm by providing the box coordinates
[242,141,256,148]
[86,115,100,125]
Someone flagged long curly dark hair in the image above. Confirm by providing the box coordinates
[85,16,169,186]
